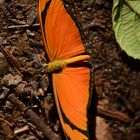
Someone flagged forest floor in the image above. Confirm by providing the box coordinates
[0,0,140,140]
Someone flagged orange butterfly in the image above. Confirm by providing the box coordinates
[38,0,93,139]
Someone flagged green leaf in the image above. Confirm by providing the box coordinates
[112,0,140,59]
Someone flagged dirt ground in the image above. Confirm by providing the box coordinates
[0,0,140,140]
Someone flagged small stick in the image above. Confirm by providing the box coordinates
[14,125,29,135]
[0,44,22,75]
[3,23,40,29]
[10,19,26,25]
[97,106,132,123]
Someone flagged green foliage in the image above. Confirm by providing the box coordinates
[112,0,140,59]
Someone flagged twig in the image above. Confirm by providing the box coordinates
[3,23,40,30]
[14,125,29,135]
[10,19,26,25]
[0,45,22,75]
[15,4,37,8]
[97,106,132,123]
[0,44,22,75]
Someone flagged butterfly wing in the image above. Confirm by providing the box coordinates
[38,0,92,139]
[53,64,91,139]
[38,0,85,61]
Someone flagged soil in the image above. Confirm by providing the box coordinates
[0,0,140,140]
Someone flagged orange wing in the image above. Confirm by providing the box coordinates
[53,65,91,139]
[38,0,92,139]
[38,0,85,61]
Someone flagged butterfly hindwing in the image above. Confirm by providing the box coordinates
[53,65,91,139]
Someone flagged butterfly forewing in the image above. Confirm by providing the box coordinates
[39,0,85,61]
